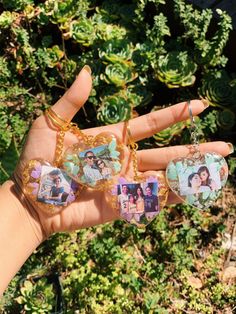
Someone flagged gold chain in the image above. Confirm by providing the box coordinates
[69,123,93,145]
[53,121,92,167]
[45,108,85,166]
[128,142,139,181]
[45,107,107,166]
[54,130,65,166]
[124,120,140,181]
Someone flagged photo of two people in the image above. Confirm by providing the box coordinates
[37,166,77,206]
[79,144,113,184]
[179,163,221,196]
[117,182,159,223]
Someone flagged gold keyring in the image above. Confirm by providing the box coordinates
[45,107,71,131]
[124,120,136,147]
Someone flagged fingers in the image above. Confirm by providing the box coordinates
[128,99,207,141]
[51,65,92,121]
[89,99,208,141]
[137,142,232,171]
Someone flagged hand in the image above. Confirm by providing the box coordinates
[13,66,231,238]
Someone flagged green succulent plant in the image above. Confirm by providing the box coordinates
[101,62,138,87]
[42,0,89,25]
[70,18,95,46]
[97,93,132,124]
[154,51,197,88]
[15,279,55,313]
[0,11,18,28]
[0,57,11,84]
[199,70,236,108]
[96,22,127,41]
[217,109,236,130]
[153,121,186,146]
[1,0,33,11]
[126,84,153,107]
[99,40,134,63]
[132,42,156,72]
[146,13,170,52]
[35,45,64,68]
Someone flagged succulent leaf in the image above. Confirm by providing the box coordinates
[199,70,236,108]
[70,19,95,46]
[154,51,197,88]
[153,121,186,146]
[101,62,138,87]
[97,93,132,124]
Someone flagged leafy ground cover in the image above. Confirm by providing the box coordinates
[1,189,235,313]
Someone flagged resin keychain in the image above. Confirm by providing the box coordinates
[107,122,169,227]
[22,108,81,214]
[62,124,125,190]
[166,101,228,210]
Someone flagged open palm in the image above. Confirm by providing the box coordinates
[14,66,231,237]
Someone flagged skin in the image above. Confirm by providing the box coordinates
[137,188,143,197]
[14,69,231,236]
[145,187,157,211]
[199,170,208,181]
[199,170,209,185]
[85,153,96,166]
[129,195,135,204]
[189,174,202,191]
[97,160,109,172]
[97,160,104,168]
[122,186,128,195]
[0,66,232,295]
[145,187,152,196]
[45,177,63,201]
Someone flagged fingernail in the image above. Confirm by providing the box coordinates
[82,65,92,75]
[201,98,209,109]
[227,142,234,154]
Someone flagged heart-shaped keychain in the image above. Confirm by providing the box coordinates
[107,171,169,227]
[105,121,169,227]
[166,100,228,210]
[23,159,81,214]
[62,131,125,189]
[166,152,228,209]
[22,108,82,214]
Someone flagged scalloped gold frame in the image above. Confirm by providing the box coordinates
[62,132,126,191]
[107,171,169,228]
[22,159,82,214]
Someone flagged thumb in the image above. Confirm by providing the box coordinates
[52,65,92,121]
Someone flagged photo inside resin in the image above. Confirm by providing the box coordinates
[178,163,221,196]
[117,181,159,223]
[79,144,114,183]
[37,166,76,206]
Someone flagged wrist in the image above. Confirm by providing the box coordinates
[0,180,44,295]
[8,179,45,243]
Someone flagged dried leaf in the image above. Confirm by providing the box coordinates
[187,276,203,289]
[221,266,236,283]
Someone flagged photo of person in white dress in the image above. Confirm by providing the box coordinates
[134,187,145,214]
